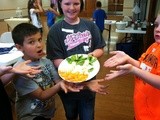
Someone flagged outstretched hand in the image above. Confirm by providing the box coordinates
[60,81,84,93]
[104,51,129,68]
[105,64,133,80]
[11,60,42,78]
[85,79,109,95]
[0,66,13,76]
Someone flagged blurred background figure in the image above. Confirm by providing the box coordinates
[51,0,58,8]
[92,1,107,34]
[28,0,44,34]
[45,3,57,29]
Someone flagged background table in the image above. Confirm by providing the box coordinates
[115,27,146,59]
[4,18,30,31]
[104,20,116,53]
[116,27,146,34]
[0,43,23,66]
[116,27,146,42]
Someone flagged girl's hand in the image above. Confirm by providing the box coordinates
[60,81,84,93]
[36,0,42,5]
[84,79,109,95]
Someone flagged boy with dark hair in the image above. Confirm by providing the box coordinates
[12,23,82,120]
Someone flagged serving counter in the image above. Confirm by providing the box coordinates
[4,18,30,31]
[104,20,116,53]
[0,43,23,66]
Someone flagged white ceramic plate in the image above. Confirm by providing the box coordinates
[58,54,100,83]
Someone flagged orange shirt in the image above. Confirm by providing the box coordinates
[134,42,160,120]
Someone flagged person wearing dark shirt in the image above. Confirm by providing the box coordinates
[0,79,13,120]
[92,1,107,33]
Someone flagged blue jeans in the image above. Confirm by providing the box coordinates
[58,89,96,120]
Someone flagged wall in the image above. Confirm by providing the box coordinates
[0,0,50,19]
[79,0,97,18]
[0,0,142,20]
[156,0,160,15]
[123,0,134,17]
[0,0,97,19]
[99,0,108,12]
[98,0,134,17]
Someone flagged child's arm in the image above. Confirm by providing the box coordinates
[53,59,63,68]
[28,80,83,101]
[28,81,62,101]
[105,61,160,89]
[80,79,108,95]
[121,64,160,89]
[0,66,12,77]
[89,48,104,58]
[34,1,44,13]
[48,7,60,16]
[103,51,140,83]
[0,60,41,85]
[104,51,140,68]
[37,3,44,13]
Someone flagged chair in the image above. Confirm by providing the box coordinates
[0,32,14,43]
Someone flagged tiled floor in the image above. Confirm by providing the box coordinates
[103,24,126,54]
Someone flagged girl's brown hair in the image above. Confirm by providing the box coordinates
[57,0,84,15]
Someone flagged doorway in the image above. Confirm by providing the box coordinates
[108,0,124,15]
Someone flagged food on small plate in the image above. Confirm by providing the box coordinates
[58,54,100,83]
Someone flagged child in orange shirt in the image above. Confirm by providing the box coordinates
[104,13,160,120]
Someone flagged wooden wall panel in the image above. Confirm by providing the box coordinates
[79,0,97,18]
[0,0,96,19]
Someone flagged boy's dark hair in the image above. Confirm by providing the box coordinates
[96,1,102,8]
[57,0,84,15]
[12,23,40,45]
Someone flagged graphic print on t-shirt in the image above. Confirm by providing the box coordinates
[64,30,91,51]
